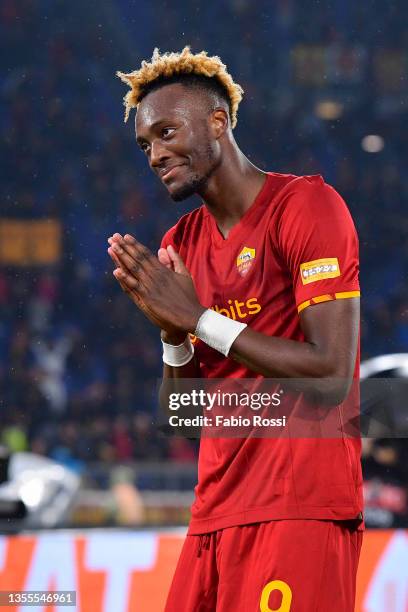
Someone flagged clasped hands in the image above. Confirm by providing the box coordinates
[107,233,205,337]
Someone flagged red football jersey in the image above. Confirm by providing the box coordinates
[161,172,363,534]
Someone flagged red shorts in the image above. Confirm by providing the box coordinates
[165,519,363,612]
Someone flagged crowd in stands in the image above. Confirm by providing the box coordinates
[0,0,407,522]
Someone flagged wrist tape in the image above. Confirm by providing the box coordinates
[162,336,194,367]
[194,309,247,356]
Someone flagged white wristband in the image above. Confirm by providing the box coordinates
[162,336,194,367]
[194,309,247,356]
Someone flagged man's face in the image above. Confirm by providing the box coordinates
[136,83,221,201]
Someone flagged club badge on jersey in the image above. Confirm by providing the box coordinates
[236,246,256,276]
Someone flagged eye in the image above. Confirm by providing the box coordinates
[162,127,176,139]
[140,142,150,154]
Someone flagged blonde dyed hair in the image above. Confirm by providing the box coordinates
[117,46,244,128]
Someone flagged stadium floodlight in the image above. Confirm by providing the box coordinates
[315,100,344,120]
[361,134,384,153]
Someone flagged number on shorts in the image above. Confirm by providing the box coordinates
[259,580,292,612]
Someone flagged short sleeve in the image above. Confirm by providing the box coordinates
[277,176,360,313]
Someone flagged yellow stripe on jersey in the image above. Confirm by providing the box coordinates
[334,291,361,300]
[310,294,333,304]
[297,290,360,313]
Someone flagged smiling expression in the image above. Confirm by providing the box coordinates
[135,82,226,201]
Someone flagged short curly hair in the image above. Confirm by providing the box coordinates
[117,46,244,129]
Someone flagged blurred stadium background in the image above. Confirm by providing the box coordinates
[0,0,407,610]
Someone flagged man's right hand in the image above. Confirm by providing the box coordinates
[108,234,196,340]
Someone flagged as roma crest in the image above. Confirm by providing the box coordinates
[236,246,256,276]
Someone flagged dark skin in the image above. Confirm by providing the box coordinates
[108,82,359,402]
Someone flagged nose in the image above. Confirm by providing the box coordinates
[150,139,170,168]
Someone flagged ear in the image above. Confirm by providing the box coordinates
[209,108,229,139]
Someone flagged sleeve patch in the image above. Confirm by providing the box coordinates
[300,257,340,285]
